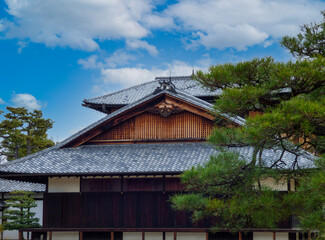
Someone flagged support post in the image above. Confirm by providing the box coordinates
[48,231,52,240]
[142,232,145,240]
[111,232,114,240]
[308,232,311,240]
[19,231,22,240]
[273,232,276,240]
[239,232,242,240]
[79,231,83,240]
[174,232,177,240]
[206,232,209,240]
[163,232,166,240]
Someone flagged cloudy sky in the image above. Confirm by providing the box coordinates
[0,0,324,141]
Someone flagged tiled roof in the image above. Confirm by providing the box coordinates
[0,178,45,192]
[84,76,222,106]
[0,80,314,176]
[0,87,245,176]
[0,143,314,175]
[65,88,244,148]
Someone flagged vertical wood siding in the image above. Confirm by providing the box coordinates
[43,192,206,229]
[91,111,213,142]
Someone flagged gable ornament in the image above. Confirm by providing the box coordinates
[148,102,183,117]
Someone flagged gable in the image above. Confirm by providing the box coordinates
[62,91,241,148]
[86,111,214,144]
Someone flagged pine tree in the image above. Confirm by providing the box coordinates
[171,10,325,235]
[0,107,54,160]
[2,191,40,231]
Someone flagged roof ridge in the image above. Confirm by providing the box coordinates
[155,75,192,79]
[83,76,194,103]
[84,80,156,102]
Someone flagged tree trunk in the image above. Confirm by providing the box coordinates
[26,129,31,156]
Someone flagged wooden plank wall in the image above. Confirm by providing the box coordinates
[90,111,213,142]
[43,192,207,229]
[80,177,185,192]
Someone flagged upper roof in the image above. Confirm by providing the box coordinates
[0,178,45,192]
[0,143,314,175]
[83,76,222,113]
[62,87,245,148]
[0,77,315,176]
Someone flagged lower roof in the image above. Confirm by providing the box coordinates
[0,178,45,192]
[0,142,314,176]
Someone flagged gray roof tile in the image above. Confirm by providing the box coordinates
[0,80,315,176]
[0,143,314,175]
[84,76,222,105]
[0,178,45,192]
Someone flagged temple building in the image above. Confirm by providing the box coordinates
[0,76,314,240]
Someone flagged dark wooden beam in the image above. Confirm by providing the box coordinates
[21,227,306,233]
[142,232,145,240]
[174,232,177,240]
[111,232,114,240]
[239,232,242,240]
[206,232,209,240]
[273,232,276,240]
[49,231,52,240]
[165,96,214,121]
[79,231,83,240]
[163,232,166,240]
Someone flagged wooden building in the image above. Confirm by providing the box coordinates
[0,76,314,240]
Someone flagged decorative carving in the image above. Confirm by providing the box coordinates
[148,102,183,117]
[153,79,177,94]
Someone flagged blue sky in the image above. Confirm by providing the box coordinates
[0,0,324,141]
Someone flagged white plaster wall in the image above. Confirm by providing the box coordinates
[177,232,206,240]
[277,233,289,240]
[260,178,287,191]
[32,200,43,226]
[123,232,205,240]
[254,232,273,240]
[146,232,163,240]
[166,232,175,240]
[253,232,288,240]
[48,177,80,193]
[2,229,19,240]
[123,232,142,240]
[49,232,79,240]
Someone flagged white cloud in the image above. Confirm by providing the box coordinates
[142,14,175,29]
[2,0,153,51]
[17,41,28,53]
[2,0,323,51]
[164,0,325,50]
[78,55,101,69]
[126,39,159,56]
[0,98,5,104]
[11,93,42,110]
[100,60,202,88]
[78,50,136,69]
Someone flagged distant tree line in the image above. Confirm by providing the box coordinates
[0,107,54,160]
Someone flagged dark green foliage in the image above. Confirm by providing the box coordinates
[171,152,290,231]
[172,10,325,236]
[284,156,325,234]
[0,107,54,160]
[2,191,40,230]
[281,11,325,58]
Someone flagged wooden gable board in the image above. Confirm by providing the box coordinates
[62,93,219,148]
